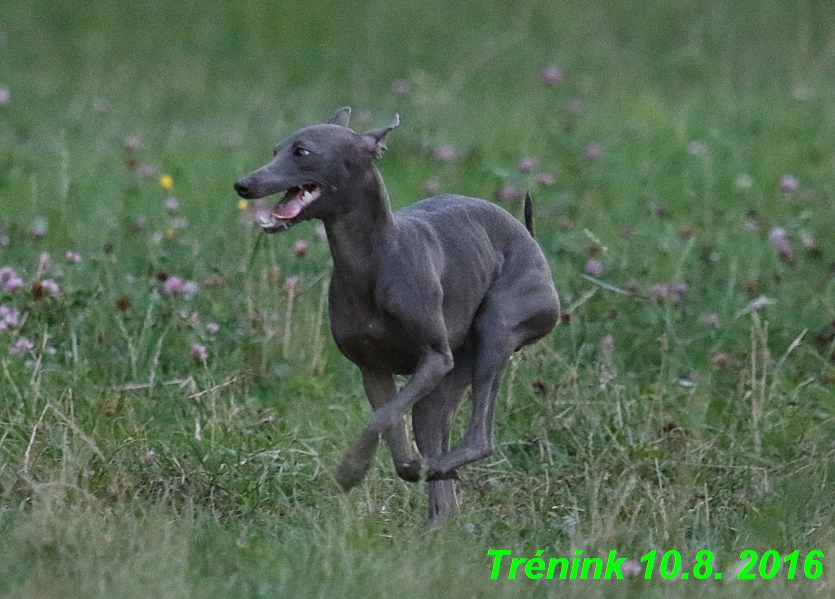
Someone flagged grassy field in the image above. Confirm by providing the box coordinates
[3,0,835,597]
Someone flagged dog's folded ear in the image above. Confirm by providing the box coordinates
[360,114,400,159]
[328,107,352,128]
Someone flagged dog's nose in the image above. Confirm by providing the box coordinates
[234,178,253,198]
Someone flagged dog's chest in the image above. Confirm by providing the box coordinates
[329,289,418,375]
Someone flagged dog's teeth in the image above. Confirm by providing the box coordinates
[259,215,275,227]
[302,190,313,203]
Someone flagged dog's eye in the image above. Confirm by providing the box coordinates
[294,147,311,158]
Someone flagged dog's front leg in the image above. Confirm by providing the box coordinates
[359,367,420,482]
[335,348,453,491]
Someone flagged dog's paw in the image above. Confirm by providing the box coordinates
[334,467,360,492]
[425,467,461,482]
[335,430,381,490]
[402,459,460,482]
[395,460,423,483]
[334,459,367,492]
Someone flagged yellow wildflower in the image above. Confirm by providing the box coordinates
[159,174,174,190]
[237,199,249,211]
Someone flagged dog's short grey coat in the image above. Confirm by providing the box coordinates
[234,108,560,524]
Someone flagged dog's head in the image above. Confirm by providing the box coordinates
[234,107,399,232]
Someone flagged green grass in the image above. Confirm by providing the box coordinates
[2,0,835,597]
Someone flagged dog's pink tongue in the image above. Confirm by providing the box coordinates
[273,192,304,220]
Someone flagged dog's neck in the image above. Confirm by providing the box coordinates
[323,167,392,282]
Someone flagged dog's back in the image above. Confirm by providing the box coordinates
[397,194,532,242]
[386,194,554,351]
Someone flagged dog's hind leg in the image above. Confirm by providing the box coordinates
[411,351,472,525]
[424,266,559,479]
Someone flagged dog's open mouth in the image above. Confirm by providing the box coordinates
[258,184,322,231]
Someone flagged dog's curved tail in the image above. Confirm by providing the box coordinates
[524,191,535,237]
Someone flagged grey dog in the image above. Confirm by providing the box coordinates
[234,108,559,524]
